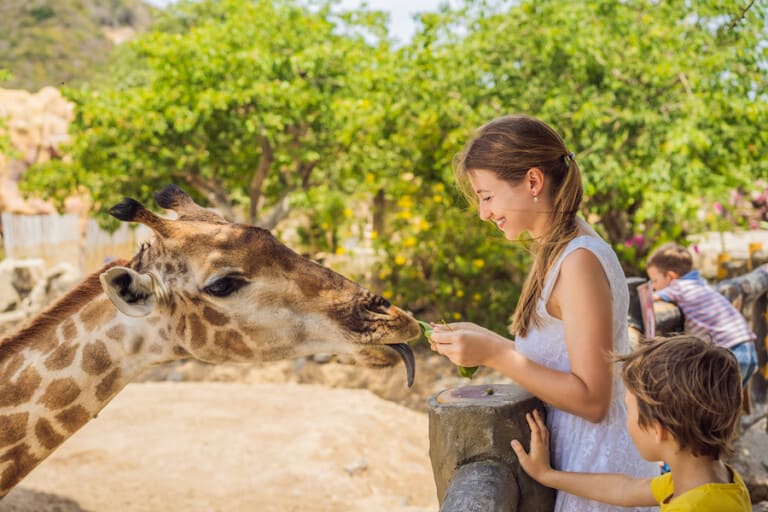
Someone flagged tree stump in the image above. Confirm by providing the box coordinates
[428,384,556,511]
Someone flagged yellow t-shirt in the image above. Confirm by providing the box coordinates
[650,466,751,511]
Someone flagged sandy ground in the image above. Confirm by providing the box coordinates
[1,382,438,512]
[1,346,766,512]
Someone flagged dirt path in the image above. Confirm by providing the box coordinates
[1,382,438,512]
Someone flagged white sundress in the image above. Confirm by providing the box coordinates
[515,235,658,512]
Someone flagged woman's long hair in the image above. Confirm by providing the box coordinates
[454,115,583,337]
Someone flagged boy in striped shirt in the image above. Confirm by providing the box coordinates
[646,242,757,387]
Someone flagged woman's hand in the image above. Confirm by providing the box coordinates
[511,409,553,482]
[428,322,511,367]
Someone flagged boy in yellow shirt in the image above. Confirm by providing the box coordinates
[511,335,752,511]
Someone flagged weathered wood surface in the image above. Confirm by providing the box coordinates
[428,384,555,512]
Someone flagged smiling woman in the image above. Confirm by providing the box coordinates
[429,114,658,512]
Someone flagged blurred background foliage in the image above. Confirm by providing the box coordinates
[6,0,768,333]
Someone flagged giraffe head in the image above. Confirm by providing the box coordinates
[99,185,420,385]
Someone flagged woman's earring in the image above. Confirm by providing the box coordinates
[533,195,539,203]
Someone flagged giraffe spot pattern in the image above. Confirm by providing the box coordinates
[0,366,41,408]
[127,335,145,354]
[44,342,77,371]
[214,330,254,359]
[34,418,64,450]
[80,299,115,333]
[189,314,207,349]
[28,333,57,355]
[203,306,229,326]
[62,319,77,341]
[0,413,28,448]
[105,325,125,341]
[55,405,90,434]
[0,353,24,382]
[96,369,121,402]
[0,443,39,494]
[81,341,112,375]
[175,317,186,338]
[38,378,81,410]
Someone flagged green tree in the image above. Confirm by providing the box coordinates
[23,0,391,236]
[437,0,768,271]
[344,0,768,331]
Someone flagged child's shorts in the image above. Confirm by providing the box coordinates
[730,341,758,387]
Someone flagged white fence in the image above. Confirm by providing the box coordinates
[1,212,149,273]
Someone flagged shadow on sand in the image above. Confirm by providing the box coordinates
[0,487,94,512]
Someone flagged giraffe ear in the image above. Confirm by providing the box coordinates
[99,266,157,317]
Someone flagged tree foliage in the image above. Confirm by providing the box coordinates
[24,0,395,230]
[21,0,768,333]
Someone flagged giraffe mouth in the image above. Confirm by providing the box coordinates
[357,342,416,388]
[389,343,415,388]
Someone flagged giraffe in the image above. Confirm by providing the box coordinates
[0,184,420,497]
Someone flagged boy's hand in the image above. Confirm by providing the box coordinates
[511,409,552,482]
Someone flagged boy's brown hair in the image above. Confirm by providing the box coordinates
[618,335,742,459]
[646,242,693,277]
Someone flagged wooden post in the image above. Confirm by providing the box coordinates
[428,384,556,512]
[749,243,764,271]
[717,252,731,281]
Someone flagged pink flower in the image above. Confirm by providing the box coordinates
[693,245,700,254]
[713,202,723,215]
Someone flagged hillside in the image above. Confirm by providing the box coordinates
[0,0,155,91]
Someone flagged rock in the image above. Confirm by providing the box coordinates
[0,87,77,215]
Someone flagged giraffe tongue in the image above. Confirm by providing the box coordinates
[389,343,415,388]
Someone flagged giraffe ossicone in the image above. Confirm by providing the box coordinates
[0,184,420,497]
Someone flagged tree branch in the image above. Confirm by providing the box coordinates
[249,134,274,224]
[182,173,237,221]
[724,0,756,32]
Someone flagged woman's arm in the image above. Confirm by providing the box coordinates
[431,249,615,423]
[512,410,657,507]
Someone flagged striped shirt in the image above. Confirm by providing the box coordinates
[657,270,755,349]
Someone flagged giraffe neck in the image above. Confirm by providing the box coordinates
[0,264,178,496]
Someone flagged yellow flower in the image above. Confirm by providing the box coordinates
[370,230,378,239]
[394,255,406,266]
[455,289,464,298]
[399,211,412,220]
[397,196,414,209]
[321,222,329,229]
[419,220,430,231]
[404,236,417,247]
[433,195,443,203]
[378,270,390,280]
[382,290,393,299]
[365,173,375,184]
[434,183,445,192]
[472,259,485,269]
[343,208,353,218]
[473,293,482,302]
[335,247,345,255]
[452,312,462,320]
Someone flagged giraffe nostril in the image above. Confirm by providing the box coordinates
[363,294,392,316]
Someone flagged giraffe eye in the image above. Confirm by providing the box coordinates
[204,277,247,297]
